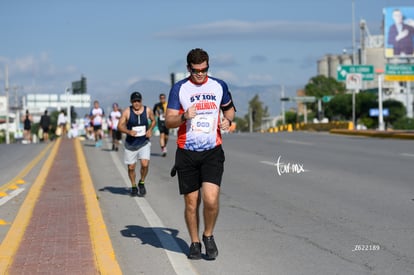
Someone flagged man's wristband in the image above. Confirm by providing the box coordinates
[181,113,186,122]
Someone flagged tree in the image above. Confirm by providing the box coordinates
[323,92,407,129]
[304,75,346,115]
[324,94,352,120]
[393,117,414,130]
[324,92,377,122]
[383,99,406,127]
[234,117,248,132]
[304,75,346,98]
[241,94,269,132]
[284,111,297,125]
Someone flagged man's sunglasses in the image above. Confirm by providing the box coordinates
[190,66,209,74]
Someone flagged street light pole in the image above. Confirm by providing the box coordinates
[5,65,10,144]
[281,85,286,125]
[351,0,357,130]
[352,89,356,130]
[378,74,385,131]
[66,87,71,128]
[352,0,357,65]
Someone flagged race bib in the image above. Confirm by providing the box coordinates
[159,114,165,121]
[132,125,146,137]
[191,116,215,134]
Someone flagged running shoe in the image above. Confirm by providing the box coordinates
[162,147,167,157]
[130,186,138,197]
[138,182,146,196]
[202,235,218,260]
[188,242,202,260]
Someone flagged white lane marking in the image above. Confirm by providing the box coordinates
[283,140,313,146]
[260,161,276,166]
[400,153,414,158]
[110,151,199,275]
[0,188,25,206]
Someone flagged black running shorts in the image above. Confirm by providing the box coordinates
[158,121,169,135]
[93,125,102,131]
[112,129,122,141]
[175,145,225,194]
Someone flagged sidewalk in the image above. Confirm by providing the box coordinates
[0,138,121,274]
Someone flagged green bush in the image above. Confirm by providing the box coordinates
[392,117,414,130]
[359,117,375,129]
[0,130,15,144]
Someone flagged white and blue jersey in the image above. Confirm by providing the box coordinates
[167,76,232,152]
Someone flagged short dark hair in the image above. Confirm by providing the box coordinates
[187,48,209,66]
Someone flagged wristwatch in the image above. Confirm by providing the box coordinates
[228,119,232,126]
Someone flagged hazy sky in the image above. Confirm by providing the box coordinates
[0,0,412,101]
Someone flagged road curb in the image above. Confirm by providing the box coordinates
[330,129,414,140]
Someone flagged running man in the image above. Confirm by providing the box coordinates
[90,100,105,147]
[153,93,169,156]
[118,91,156,197]
[165,48,236,260]
[109,103,122,151]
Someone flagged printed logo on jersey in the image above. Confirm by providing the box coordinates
[190,93,218,111]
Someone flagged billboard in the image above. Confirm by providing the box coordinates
[384,7,414,58]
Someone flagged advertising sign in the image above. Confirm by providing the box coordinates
[384,7,414,58]
[385,64,414,81]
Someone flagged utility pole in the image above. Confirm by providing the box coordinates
[11,85,23,136]
[65,87,71,126]
[249,106,253,133]
[377,73,385,130]
[281,85,286,125]
[352,0,357,65]
[5,65,10,144]
[351,0,357,130]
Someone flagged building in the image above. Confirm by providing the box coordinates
[317,19,413,118]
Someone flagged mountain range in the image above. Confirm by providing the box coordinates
[94,79,303,119]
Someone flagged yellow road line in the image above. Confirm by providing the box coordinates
[74,138,122,274]
[0,142,54,194]
[0,138,61,273]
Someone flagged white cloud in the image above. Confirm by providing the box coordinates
[247,73,274,83]
[214,70,239,83]
[211,54,237,67]
[155,20,350,42]
[0,53,82,94]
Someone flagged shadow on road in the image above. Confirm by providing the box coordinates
[99,186,130,195]
[120,225,188,255]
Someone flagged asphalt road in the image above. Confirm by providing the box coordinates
[1,132,414,274]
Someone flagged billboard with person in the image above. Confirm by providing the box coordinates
[384,7,414,58]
